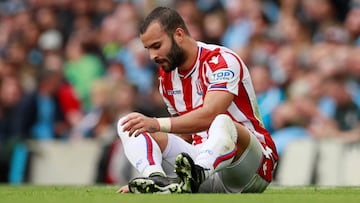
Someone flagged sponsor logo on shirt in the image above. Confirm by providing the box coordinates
[167,89,182,95]
[211,69,235,82]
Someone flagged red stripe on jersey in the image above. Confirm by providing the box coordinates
[213,145,238,169]
[202,64,210,87]
[159,69,179,113]
[235,83,278,161]
[181,77,193,111]
[236,83,268,134]
[197,54,207,100]
[142,133,155,165]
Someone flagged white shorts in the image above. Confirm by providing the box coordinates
[162,132,271,193]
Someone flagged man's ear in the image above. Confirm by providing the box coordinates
[173,28,185,43]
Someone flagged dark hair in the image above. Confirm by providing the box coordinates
[139,7,190,36]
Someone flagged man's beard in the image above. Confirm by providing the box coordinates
[158,37,186,73]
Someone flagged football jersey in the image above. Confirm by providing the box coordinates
[158,42,278,161]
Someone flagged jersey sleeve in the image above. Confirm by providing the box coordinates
[207,52,242,96]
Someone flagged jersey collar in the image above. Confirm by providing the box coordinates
[178,45,201,78]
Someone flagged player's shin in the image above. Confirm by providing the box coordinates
[195,114,238,177]
[117,118,165,177]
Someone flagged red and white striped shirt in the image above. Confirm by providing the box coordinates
[158,42,278,162]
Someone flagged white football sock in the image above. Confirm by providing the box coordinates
[117,117,165,177]
[195,114,238,178]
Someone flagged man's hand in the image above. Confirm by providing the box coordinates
[121,112,159,137]
[117,185,130,193]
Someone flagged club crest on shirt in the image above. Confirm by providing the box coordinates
[195,79,203,95]
[211,69,235,83]
[209,55,219,64]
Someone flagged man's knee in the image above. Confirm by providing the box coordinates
[211,114,252,161]
[210,114,237,143]
[117,117,130,142]
[213,114,231,123]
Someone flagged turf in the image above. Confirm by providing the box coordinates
[0,185,359,203]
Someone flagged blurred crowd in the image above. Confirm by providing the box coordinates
[0,0,359,185]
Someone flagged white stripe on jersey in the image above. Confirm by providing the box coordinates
[159,77,176,115]
[171,72,186,113]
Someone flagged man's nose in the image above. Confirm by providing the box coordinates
[149,50,158,61]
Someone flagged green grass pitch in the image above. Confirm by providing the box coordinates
[0,185,359,203]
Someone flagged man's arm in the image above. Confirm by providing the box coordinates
[121,91,234,137]
[170,91,233,134]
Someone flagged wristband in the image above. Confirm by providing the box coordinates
[156,117,172,132]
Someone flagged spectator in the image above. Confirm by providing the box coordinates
[309,74,360,142]
[221,0,253,56]
[98,16,122,61]
[20,69,68,140]
[270,69,335,156]
[345,47,360,108]
[42,52,83,133]
[250,65,286,133]
[105,60,126,82]
[0,76,24,183]
[175,0,204,41]
[64,33,105,112]
[70,78,113,139]
[116,38,156,96]
[202,6,228,45]
[345,3,360,46]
